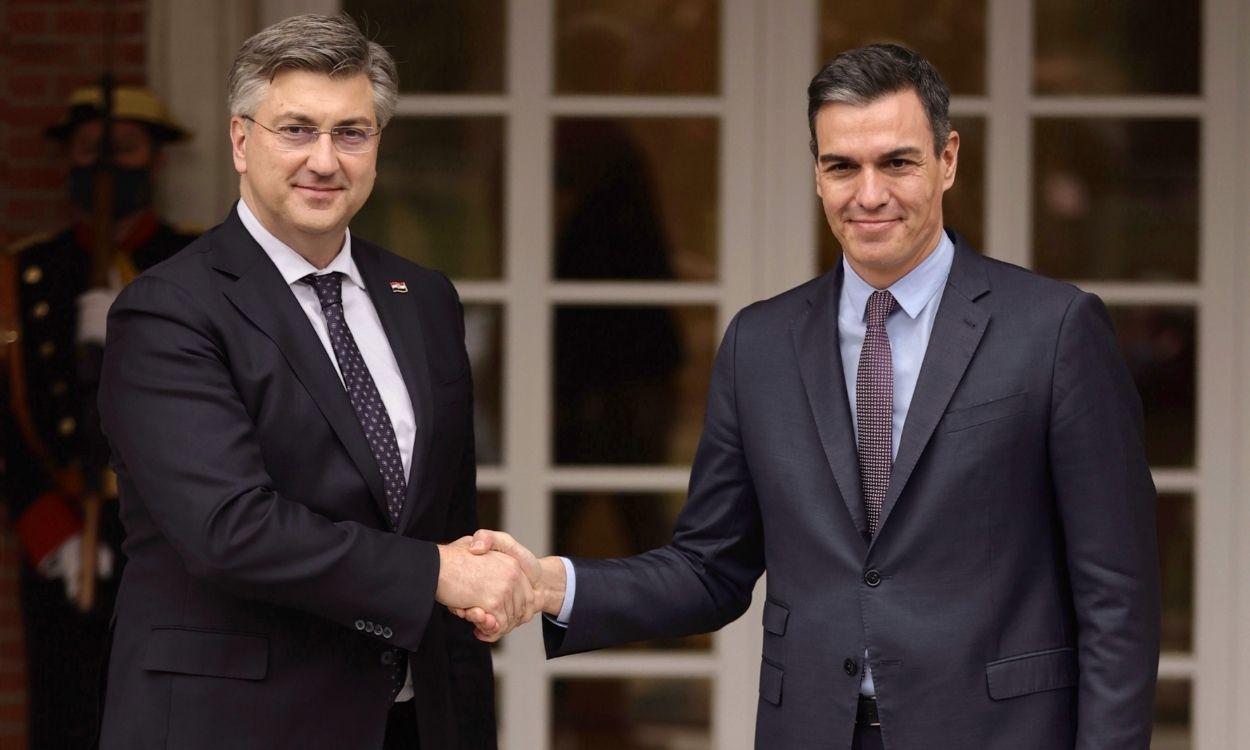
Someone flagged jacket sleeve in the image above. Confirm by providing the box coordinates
[1049,291,1161,749]
[99,274,440,652]
[545,311,766,656]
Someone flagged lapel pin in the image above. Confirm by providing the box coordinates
[389,280,409,294]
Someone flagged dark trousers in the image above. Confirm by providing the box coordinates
[384,699,419,750]
[852,723,885,750]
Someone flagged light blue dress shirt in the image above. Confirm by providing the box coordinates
[554,231,956,698]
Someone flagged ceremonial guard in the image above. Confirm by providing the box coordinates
[0,85,196,747]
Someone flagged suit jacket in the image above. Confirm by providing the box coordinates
[97,207,494,749]
[545,232,1160,750]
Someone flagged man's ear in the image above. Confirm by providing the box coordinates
[941,130,960,190]
[230,117,249,175]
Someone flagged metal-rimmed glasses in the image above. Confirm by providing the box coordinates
[242,115,381,154]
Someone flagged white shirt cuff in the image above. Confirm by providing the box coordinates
[544,556,576,628]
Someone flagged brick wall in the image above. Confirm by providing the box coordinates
[1,2,148,746]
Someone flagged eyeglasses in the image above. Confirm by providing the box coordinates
[242,115,381,154]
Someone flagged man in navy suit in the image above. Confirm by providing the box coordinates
[468,44,1160,750]
[97,15,531,749]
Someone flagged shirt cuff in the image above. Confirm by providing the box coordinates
[544,556,577,628]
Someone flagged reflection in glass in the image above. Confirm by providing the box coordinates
[819,117,984,273]
[555,118,718,281]
[555,0,720,94]
[1156,494,1193,652]
[552,678,711,750]
[554,492,710,651]
[353,117,504,279]
[818,0,986,95]
[555,306,715,465]
[1033,119,1198,281]
[1035,0,1200,95]
[1107,307,1196,467]
[465,305,503,465]
[1152,680,1192,750]
[344,0,505,92]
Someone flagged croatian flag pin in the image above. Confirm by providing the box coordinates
[389,280,408,294]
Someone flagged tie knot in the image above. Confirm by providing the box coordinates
[302,272,343,309]
[864,290,898,328]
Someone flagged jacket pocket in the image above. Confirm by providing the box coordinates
[762,599,789,636]
[759,657,784,705]
[985,646,1077,700]
[142,627,269,681]
[943,391,1027,433]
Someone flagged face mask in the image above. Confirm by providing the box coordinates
[69,165,154,218]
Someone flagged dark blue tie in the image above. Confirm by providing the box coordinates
[303,272,407,528]
[856,289,898,537]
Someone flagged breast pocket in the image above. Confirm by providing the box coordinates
[942,391,1027,433]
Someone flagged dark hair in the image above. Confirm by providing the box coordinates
[807,43,951,157]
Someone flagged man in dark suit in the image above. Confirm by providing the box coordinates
[96,15,530,749]
[466,44,1160,749]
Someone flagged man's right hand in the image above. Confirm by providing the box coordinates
[450,529,567,642]
[435,536,538,636]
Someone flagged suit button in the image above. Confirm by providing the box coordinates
[864,569,882,587]
[366,621,376,633]
[381,650,396,666]
[355,619,366,631]
[844,658,858,676]
[382,627,393,639]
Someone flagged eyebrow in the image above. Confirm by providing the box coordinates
[818,146,925,165]
[273,111,376,127]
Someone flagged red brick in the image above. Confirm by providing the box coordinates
[115,10,144,35]
[6,42,80,66]
[53,8,106,35]
[7,10,48,34]
[115,40,145,67]
[7,167,60,190]
[6,74,48,99]
[0,105,62,128]
[0,701,26,723]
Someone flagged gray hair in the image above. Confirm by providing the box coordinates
[227,13,399,127]
[807,43,950,158]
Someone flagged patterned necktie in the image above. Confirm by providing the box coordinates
[856,289,898,537]
[303,272,407,527]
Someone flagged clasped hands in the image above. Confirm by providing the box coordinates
[434,530,565,642]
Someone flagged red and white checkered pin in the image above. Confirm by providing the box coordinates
[389,280,408,294]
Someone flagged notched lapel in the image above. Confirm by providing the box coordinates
[210,212,390,523]
[874,243,991,543]
[354,245,435,535]
[791,268,869,540]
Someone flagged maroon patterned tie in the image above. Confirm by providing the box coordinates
[856,290,898,537]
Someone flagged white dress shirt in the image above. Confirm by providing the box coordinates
[237,198,418,701]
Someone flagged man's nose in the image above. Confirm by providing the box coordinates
[305,133,340,175]
[854,169,890,210]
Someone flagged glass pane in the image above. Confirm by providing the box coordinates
[555,118,718,281]
[1107,306,1196,467]
[819,0,986,95]
[344,0,505,93]
[554,306,716,465]
[554,492,710,651]
[1033,119,1198,282]
[1156,494,1194,652]
[1152,680,1192,750]
[466,304,503,464]
[819,116,984,273]
[354,117,504,279]
[1035,0,1200,95]
[555,0,720,94]
[552,678,711,750]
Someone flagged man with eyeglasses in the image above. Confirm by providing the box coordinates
[95,14,522,749]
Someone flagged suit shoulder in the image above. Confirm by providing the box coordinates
[353,236,457,296]
[735,273,827,327]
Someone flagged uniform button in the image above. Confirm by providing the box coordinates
[57,417,76,436]
[2,329,17,345]
[39,341,56,358]
[844,658,858,676]
[31,302,49,319]
[864,569,882,587]
[355,619,366,631]
[380,650,396,666]
[382,627,393,639]
[23,266,43,285]
[51,380,68,397]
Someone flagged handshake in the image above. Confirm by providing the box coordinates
[434,530,564,642]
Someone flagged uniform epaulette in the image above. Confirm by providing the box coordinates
[5,231,57,257]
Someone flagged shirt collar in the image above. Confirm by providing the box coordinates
[841,229,955,321]
[236,197,365,291]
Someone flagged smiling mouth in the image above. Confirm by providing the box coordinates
[849,218,900,229]
[294,185,344,193]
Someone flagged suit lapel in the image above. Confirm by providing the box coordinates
[353,243,434,534]
[209,208,389,523]
[792,266,869,540]
[872,239,990,545]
